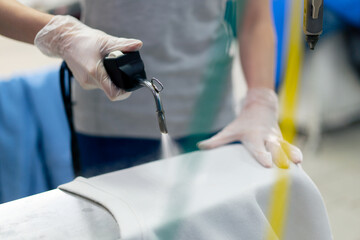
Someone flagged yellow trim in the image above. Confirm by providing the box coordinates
[266,171,291,240]
[266,0,303,238]
[279,0,304,143]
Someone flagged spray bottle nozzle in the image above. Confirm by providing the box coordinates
[103,51,169,134]
[141,78,168,134]
[157,112,168,134]
[149,78,168,134]
[303,0,323,50]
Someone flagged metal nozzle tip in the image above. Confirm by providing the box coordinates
[157,112,168,134]
[306,35,319,50]
[309,42,315,50]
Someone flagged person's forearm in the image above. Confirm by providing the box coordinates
[0,0,53,44]
[239,0,276,90]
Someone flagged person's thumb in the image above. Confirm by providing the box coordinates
[102,38,143,55]
[120,39,143,52]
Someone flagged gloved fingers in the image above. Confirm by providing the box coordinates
[279,140,303,164]
[77,76,98,90]
[95,38,141,101]
[197,129,237,150]
[243,137,273,168]
[99,37,143,56]
[265,139,290,169]
[96,60,132,101]
[101,77,132,101]
[66,64,99,90]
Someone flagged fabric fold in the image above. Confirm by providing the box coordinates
[59,145,332,240]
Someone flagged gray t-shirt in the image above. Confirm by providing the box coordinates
[74,0,240,138]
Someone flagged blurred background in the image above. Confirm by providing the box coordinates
[0,0,359,239]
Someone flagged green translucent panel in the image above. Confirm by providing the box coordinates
[156,2,248,239]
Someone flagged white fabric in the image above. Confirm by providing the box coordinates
[297,33,360,131]
[73,0,237,138]
[59,145,332,240]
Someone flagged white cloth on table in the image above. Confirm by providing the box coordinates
[59,145,332,240]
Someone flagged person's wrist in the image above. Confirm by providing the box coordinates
[34,15,80,58]
[243,87,278,111]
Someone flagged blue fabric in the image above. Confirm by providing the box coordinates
[0,67,73,203]
[77,134,161,177]
[325,0,360,27]
[321,8,348,36]
[272,0,289,91]
[77,132,218,177]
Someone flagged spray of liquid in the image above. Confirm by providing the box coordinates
[160,133,182,185]
[161,133,180,159]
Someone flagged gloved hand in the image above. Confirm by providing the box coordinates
[34,15,143,101]
[198,88,302,169]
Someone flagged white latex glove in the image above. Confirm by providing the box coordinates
[198,88,303,169]
[34,15,143,101]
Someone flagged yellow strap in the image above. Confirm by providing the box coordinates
[266,170,291,240]
[266,0,304,239]
[279,0,304,143]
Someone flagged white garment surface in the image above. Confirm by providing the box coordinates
[59,145,332,240]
